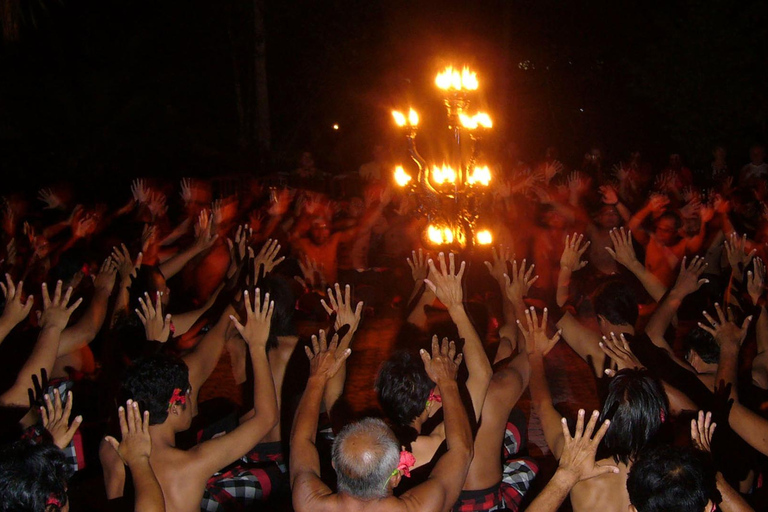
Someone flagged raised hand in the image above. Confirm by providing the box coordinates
[227,224,252,265]
[0,274,33,327]
[484,245,510,283]
[599,184,619,205]
[140,224,157,254]
[419,335,463,385]
[136,292,172,343]
[691,410,716,453]
[193,210,218,252]
[560,233,590,272]
[605,227,639,269]
[503,258,538,304]
[407,248,430,283]
[600,332,643,377]
[179,178,193,206]
[748,257,766,305]
[295,256,326,291]
[231,289,274,348]
[648,193,670,214]
[321,283,363,335]
[724,233,756,276]
[147,192,167,219]
[131,179,149,204]
[424,252,465,309]
[41,389,82,450]
[38,281,82,331]
[305,330,351,381]
[37,188,64,210]
[250,238,285,280]
[558,410,618,482]
[517,306,561,356]
[72,212,97,239]
[93,257,118,293]
[672,256,709,296]
[698,303,751,351]
[104,400,152,467]
[111,244,143,284]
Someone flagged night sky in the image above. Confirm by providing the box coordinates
[0,0,766,196]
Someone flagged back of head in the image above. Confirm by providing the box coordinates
[684,327,719,365]
[0,441,71,512]
[332,418,400,500]
[375,351,434,427]
[593,280,639,327]
[258,275,297,346]
[599,369,668,465]
[627,445,718,512]
[121,354,190,425]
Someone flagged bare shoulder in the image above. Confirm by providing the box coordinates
[570,460,630,512]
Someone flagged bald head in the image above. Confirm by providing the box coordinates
[332,418,400,500]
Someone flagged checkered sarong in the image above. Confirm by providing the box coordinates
[200,441,286,511]
[453,420,538,512]
[22,379,84,473]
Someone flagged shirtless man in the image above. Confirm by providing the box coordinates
[118,290,278,512]
[291,334,473,512]
[522,306,667,512]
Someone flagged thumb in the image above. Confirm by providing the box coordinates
[104,436,120,453]
[590,464,620,478]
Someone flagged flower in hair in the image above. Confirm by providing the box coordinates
[395,450,416,478]
[168,388,187,409]
[426,388,442,409]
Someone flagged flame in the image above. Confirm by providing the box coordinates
[394,166,412,187]
[468,165,491,186]
[408,108,419,127]
[392,110,406,127]
[474,112,492,128]
[432,164,457,185]
[435,66,479,91]
[476,229,493,245]
[459,113,478,129]
[428,224,454,245]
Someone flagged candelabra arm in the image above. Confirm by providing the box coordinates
[407,134,441,209]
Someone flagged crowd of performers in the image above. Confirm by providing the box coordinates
[0,141,768,512]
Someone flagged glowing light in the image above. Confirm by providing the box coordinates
[408,108,419,127]
[392,110,406,127]
[431,164,457,185]
[476,230,493,245]
[459,113,478,129]
[474,113,492,128]
[435,66,479,91]
[332,124,339,130]
[468,165,491,186]
[428,224,454,245]
[394,166,412,187]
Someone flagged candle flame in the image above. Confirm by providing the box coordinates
[432,164,457,185]
[428,224,454,245]
[394,166,412,187]
[468,165,491,186]
[474,112,492,128]
[476,229,493,245]
[459,113,478,129]
[435,66,479,91]
[392,110,406,127]
[408,108,419,127]
[459,112,492,130]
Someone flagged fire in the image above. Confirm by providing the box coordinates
[468,165,491,186]
[392,110,406,127]
[428,224,454,245]
[459,113,477,129]
[408,108,419,127]
[435,66,479,91]
[476,229,493,245]
[474,112,492,128]
[431,164,457,185]
[394,166,412,187]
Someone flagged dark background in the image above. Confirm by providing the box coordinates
[0,0,766,198]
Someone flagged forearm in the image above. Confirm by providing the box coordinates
[525,470,577,512]
[625,259,667,302]
[757,306,768,354]
[729,402,768,456]
[183,307,233,394]
[57,287,111,356]
[323,330,356,414]
[556,267,572,308]
[717,346,740,402]
[1,326,62,405]
[290,376,326,485]
[448,304,492,417]
[128,458,165,512]
[250,344,278,425]
[645,288,685,351]
[496,282,518,363]
[158,245,200,280]
[529,353,565,456]
[716,472,754,512]
[438,380,472,453]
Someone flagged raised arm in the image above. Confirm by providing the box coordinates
[181,303,235,399]
[627,194,669,247]
[519,307,566,458]
[320,283,363,414]
[425,252,492,420]
[158,210,218,280]
[290,332,351,511]
[0,274,34,345]
[483,245,520,362]
[525,410,616,512]
[0,281,81,406]
[605,227,667,302]
[699,303,751,403]
[190,290,278,475]
[400,337,473,512]
[557,233,590,308]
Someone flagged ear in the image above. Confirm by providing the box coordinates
[628,505,637,512]
[388,471,402,490]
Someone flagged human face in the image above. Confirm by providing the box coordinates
[596,206,620,229]
[655,218,678,245]
[310,222,330,245]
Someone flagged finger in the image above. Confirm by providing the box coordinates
[560,417,572,442]
[320,299,333,316]
[230,314,245,337]
[52,389,62,419]
[438,252,448,276]
[423,278,436,294]
[574,409,586,442]
[697,321,717,336]
[714,303,726,324]
[431,335,440,357]
[583,409,600,440]
[354,301,363,321]
[243,289,253,316]
[419,348,432,368]
[104,436,120,454]
[304,345,313,360]
[702,310,717,327]
[448,252,455,276]
[117,405,129,436]
[456,260,466,280]
[311,334,320,355]
[62,391,73,421]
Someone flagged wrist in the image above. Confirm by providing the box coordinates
[552,467,580,488]
[436,379,459,394]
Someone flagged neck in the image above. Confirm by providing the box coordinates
[150,422,177,448]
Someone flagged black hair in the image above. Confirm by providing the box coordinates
[0,441,71,512]
[375,351,434,427]
[685,327,719,365]
[258,275,297,347]
[657,210,682,230]
[128,265,166,311]
[627,445,718,512]
[593,280,639,327]
[120,354,190,425]
[598,369,668,465]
